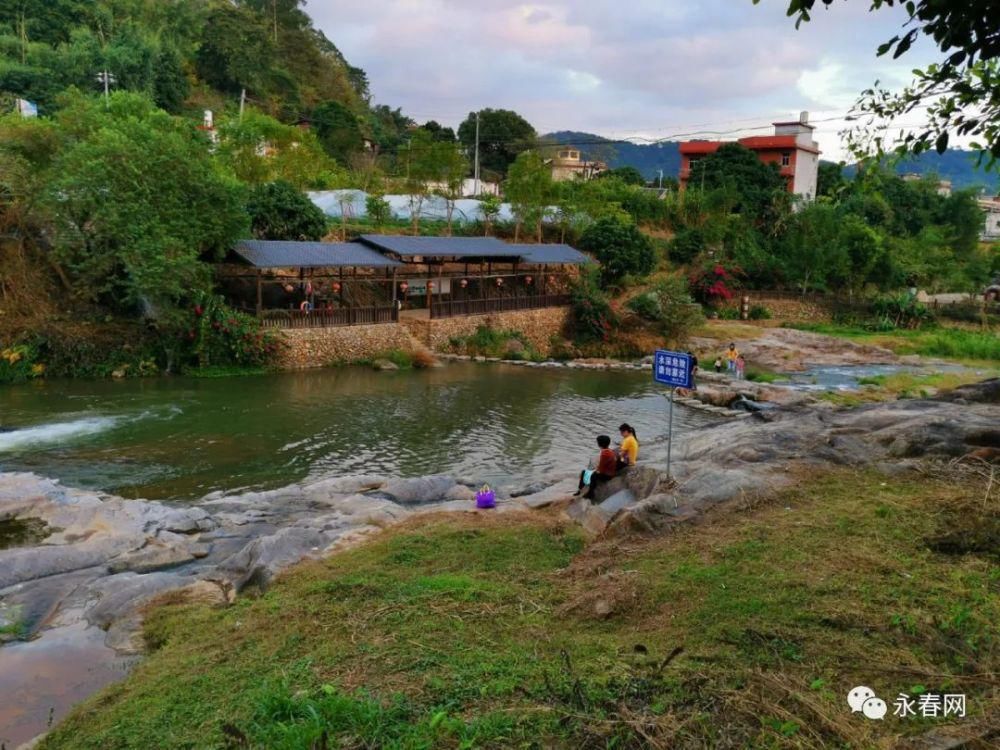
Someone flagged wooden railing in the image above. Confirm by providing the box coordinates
[259,306,399,329]
[430,294,571,319]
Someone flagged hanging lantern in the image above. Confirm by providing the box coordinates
[400,281,409,293]
[305,282,313,296]
[332,282,342,294]
[525,276,533,285]
[548,275,556,284]
[459,278,468,289]
[496,277,504,287]
[427,281,435,291]
[284,283,295,293]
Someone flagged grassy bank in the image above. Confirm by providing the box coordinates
[789,323,1000,365]
[41,468,998,749]
[820,371,995,407]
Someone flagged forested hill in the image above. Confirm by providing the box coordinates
[544,131,682,182]
[0,0,412,152]
[548,130,1000,193]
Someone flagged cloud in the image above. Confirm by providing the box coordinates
[307,0,942,161]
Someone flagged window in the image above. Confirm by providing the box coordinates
[781,152,791,167]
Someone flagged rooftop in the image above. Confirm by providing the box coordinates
[233,240,403,269]
[358,235,521,259]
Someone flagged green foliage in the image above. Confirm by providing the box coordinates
[598,165,646,185]
[626,277,703,344]
[43,93,248,316]
[578,217,657,286]
[448,325,537,360]
[916,330,1000,361]
[247,181,328,241]
[505,150,554,241]
[871,293,932,330]
[457,108,536,178]
[569,268,617,343]
[0,343,43,383]
[364,191,392,227]
[747,304,771,320]
[312,99,365,163]
[188,295,283,369]
[687,143,786,221]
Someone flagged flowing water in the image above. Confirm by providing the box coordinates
[0,363,715,501]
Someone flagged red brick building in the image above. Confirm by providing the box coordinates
[679,112,821,202]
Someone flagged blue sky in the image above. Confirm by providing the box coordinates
[310,0,939,161]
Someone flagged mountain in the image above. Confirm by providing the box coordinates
[543,131,681,182]
[843,150,1000,193]
[546,131,1000,194]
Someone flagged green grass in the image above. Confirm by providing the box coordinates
[788,323,1000,364]
[41,471,1000,749]
[448,325,541,361]
[187,365,271,378]
[744,368,790,384]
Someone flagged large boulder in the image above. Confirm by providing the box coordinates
[379,475,458,504]
[217,526,331,591]
[589,465,661,504]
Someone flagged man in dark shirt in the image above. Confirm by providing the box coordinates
[575,435,617,500]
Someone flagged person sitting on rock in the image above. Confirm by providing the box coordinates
[617,423,639,470]
[575,434,618,499]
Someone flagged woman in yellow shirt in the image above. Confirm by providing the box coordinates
[618,423,639,468]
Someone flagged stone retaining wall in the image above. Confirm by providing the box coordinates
[405,307,572,355]
[276,324,418,369]
[723,296,834,324]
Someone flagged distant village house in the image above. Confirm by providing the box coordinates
[548,148,607,182]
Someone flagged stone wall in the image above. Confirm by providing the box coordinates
[723,295,834,324]
[275,324,419,369]
[404,307,572,355]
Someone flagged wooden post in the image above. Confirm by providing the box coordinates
[437,261,444,315]
[256,271,262,315]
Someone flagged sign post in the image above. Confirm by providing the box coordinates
[653,350,693,503]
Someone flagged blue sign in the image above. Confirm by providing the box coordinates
[653,349,692,389]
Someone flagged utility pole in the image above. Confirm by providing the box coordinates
[473,111,481,196]
[239,88,247,120]
[96,70,115,107]
[658,169,664,189]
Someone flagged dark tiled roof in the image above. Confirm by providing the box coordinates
[358,235,521,258]
[506,244,592,265]
[233,240,402,269]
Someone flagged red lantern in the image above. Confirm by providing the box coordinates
[400,281,409,293]
[284,283,295,293]
[332,282,342,294]
[460,278,468,288]
[496,277,504,287]
[525,276,533,285]
[548,275,556,284]
[427,281,435,292]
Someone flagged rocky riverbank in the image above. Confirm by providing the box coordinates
[2,378,999,747]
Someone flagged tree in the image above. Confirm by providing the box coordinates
[505,151,553,242]
[760,0,1000,162]
[420,120,456,142]
[457,108,536,178]
[246,181,327,241]
[363,191,390,230]
[45,92,247,317]
[478,194,502,237]
[152,45,189,113]
[817,161,847,199]
[687,143,786,221]
[599,166,645,186]
[578,217,657,287]
[312,100,364,163]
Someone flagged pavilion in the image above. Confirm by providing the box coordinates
[217,236,591,328]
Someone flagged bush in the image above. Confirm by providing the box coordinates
[915,330,1000,361]
[626,278,704,345]
[748,304,772,320]
[0,344,43,383]
[188,295,284,369]
[871,293,932,330]
[449,325,536,360]
[669,227,706,264]
[247,181,329,241]
[578,217,657,287]
[689,264,739,307]
[570,270,618,344]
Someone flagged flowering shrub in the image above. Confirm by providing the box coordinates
[689,264,739,307]
[188,295,284,368]
[0,344,43,383]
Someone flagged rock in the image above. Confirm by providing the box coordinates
[597,488,636,516]
[162,507,215,534]
[564,497,610,536]
[372,359,399,371]
[303,475,387,500]
[503,339,525,356]
[443,485,476,503]
[108,539,196,574]
[517,477,578,509]
[218,526,331,590]
[589,466,661,504]
[939,377,1000,404]
[379,475,457,504]
[0,545,119,590]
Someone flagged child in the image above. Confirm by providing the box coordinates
[713,357,723,373]
[725,342,740,373]
[575,435,618,500]
[735,355,746,380]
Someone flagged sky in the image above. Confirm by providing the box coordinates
[309,0,940,162]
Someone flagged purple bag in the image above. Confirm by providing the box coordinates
[475,485,496,509]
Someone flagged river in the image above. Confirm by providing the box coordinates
[0,362,714,502]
